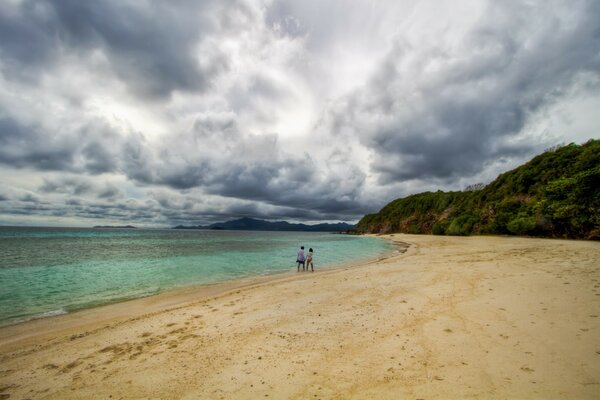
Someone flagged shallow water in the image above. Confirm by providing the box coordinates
[0,227,391,326]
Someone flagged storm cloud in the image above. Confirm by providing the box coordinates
[0,0,598,227]
[330,0,600,183]
[0,0,236,98]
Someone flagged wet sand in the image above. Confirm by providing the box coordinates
[1,235,599,399]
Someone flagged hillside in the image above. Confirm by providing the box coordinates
[355,140,600,239]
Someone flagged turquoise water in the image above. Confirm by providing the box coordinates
[0,227,392,326]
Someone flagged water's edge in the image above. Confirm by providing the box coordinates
[0,234,407,329]
[0,238,409,349]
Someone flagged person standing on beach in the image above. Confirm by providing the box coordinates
[297,246,305,271]
[306,248,314,272]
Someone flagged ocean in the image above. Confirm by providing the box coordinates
[0,227,392,327]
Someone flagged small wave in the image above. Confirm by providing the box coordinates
[0,308,69,328]
[31,308,68,320]
[64,288,162,312]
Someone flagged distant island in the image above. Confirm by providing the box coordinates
[355,140,599,240]
[173,217,354,232]
[93,225,137,229]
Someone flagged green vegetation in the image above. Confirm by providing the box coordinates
[355,140,600,239]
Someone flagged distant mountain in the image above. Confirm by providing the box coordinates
[93,225,137,229]
[355,140,600,239]
[173,217,354,232]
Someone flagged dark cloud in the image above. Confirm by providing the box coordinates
[367,97,532,183]
[39,177,92,196]
[20,193,40,203]
[39,177,123,201]
[0,0,236,98]
[0,108,366,220]
[97,185,122,199]
[73,119,130,175]
[120,133,156,184]
[143,116,370,218]
[0,114,128,175]
[338,0,600,183]
[0,1,57,82]
[0,116,78,170]
[0,105,385,222]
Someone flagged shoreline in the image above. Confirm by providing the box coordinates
[0,228,395,331]
[0,237,407,350]
[1,234,598,399]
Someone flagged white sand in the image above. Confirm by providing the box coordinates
[1,235,599,399]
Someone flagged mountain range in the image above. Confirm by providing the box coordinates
[173,217,354,232]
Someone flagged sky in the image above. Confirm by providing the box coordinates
[0,0,599,227]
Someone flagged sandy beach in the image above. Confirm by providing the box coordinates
[1,234,599,399]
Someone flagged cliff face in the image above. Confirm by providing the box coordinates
[356,140,600,239]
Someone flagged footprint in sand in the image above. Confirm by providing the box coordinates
[61,359,83,373]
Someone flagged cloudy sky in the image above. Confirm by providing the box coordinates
[0,0,599,227]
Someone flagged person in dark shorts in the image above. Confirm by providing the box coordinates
[297,246,305,271]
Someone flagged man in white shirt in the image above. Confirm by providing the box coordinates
[297,246,305,271]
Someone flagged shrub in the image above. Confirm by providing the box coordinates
[446,215,478,236]
[432,222,447,235]
[408,221,421,234]
[507,215,536,235]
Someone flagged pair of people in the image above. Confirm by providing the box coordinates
[296,246,314,272]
